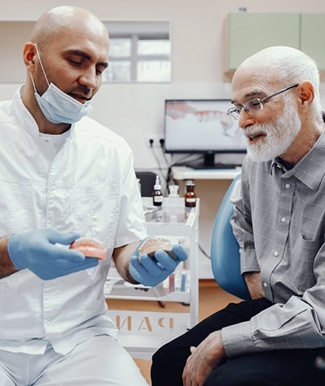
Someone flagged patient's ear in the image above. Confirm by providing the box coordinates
[297,81,314,107]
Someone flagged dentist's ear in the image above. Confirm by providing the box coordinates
[23,42,37,69]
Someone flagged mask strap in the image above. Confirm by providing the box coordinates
[33,43,50,87]
[29,72,38,94]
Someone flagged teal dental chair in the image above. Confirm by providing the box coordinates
[210,175,251,300]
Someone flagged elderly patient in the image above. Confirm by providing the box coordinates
[151,46,325,386]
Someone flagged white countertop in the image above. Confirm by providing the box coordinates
[172,166,241,180]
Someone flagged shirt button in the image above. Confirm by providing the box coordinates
[285,183,291,189]
[281,217,286,223]
[263,282,268,288]
[274,251,279,257]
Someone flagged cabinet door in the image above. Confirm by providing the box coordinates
[300,14,325,70]
[227,13,300,71]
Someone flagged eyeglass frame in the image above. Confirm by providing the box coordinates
[227,83,299,120]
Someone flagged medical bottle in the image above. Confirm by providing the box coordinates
[184,181,197,207]
[152,175,163,206]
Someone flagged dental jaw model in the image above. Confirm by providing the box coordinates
[70,237,107,260]
[138,237,177,262]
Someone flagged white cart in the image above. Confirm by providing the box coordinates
[105,197,200,359]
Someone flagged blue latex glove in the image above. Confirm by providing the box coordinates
[129,242,188,287]
[7,228,98,280]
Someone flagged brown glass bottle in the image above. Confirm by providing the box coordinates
[184,181,197,207]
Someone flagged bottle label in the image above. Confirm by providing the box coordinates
[186,198,196,203]
[153,196,163,203]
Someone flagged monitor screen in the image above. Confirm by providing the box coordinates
[164,99,247,167]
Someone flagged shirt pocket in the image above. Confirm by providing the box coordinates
[50,181,120,249]
[291,234,319,293]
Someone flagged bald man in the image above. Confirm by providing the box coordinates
[0,6,188,385]
[151,46,325,386]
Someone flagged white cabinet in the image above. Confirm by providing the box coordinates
[105,197,199,359]
[226,13,325,72]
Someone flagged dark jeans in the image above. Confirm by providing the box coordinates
[151,298,325,385]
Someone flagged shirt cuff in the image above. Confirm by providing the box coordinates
[221,321,256,357]
[240,250,260,273]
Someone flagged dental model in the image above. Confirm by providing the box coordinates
[70,237,107,260]
[138,237,177,262]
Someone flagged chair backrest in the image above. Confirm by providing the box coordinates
[135,171,157,197]
[210,175,251,300]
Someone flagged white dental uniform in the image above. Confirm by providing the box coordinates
[0,87,149,385]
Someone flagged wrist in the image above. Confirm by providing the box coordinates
[0,237,18,278]
[125,264,139,284]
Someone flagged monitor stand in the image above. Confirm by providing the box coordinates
[189,153,239,170]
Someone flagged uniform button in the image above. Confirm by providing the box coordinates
[285,183,291,189]
[274,251,279,257]
[263,282,268,288]
[281,217,286,223]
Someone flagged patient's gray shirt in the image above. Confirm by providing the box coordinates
[222,130,325,357]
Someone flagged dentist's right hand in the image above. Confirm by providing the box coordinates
[7,228,98,280]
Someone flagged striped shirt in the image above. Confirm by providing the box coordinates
[222,130,325,357]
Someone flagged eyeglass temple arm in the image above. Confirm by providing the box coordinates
[262,83,299,103]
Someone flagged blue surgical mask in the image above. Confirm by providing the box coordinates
[30,45,93,124]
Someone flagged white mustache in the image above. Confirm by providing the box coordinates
[243,126,267,138]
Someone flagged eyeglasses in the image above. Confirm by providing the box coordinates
[227,83,299,120]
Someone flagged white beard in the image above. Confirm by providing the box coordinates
[245,101,301,163]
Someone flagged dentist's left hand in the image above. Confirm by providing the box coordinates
[129,242,188,287]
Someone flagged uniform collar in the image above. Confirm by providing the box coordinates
[12,85,75,139]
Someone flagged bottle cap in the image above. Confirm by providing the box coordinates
[154,175,161,190]
[185,180,195,187]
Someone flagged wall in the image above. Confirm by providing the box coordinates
[2,0,325,169]
[1,0,325,277]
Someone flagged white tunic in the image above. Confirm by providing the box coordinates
[0,87,147,355]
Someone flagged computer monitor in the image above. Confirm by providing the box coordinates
[164,99,247,168]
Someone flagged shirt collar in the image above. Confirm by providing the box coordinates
[271,130,325,191]
[12,85,75,139]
